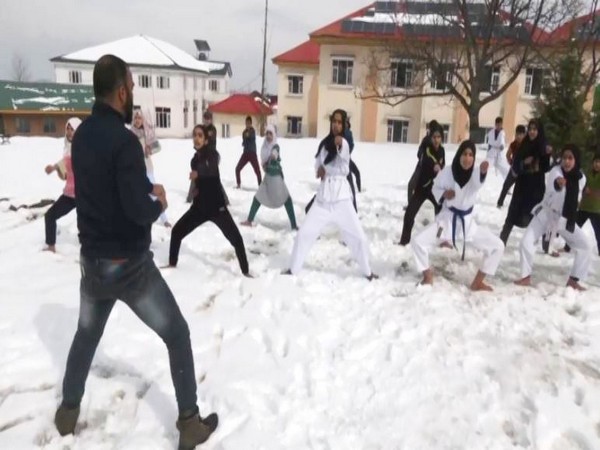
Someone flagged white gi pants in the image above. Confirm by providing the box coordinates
[519,209,591,280]
[486,149,510,179]
[290,198,371,276]
[412,222,504,275]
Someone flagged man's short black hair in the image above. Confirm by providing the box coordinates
[515,124,526,134]
[93,54,128,100]
[495,116,503,124]
[245,116,252,123]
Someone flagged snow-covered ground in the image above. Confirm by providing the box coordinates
[1,136,600,450]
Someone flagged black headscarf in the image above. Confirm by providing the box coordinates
[519,119,548,169]
[452,140,476,188]
[560,144,583,232]
[315,109,348,165]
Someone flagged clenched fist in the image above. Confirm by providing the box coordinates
[443,189,456,200]
[480,161,489,174]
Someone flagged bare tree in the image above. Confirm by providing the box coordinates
[540,0,600,104]
[358,0,575,139]
[11,53,30,82]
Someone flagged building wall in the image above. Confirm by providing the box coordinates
[316,44,368,140]
[0,112,90,138]
[275,41,598,144]
[276,64,319,138]
[212,113,268,141]
[54,62,230,138]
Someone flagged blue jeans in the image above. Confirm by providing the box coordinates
[61,251,197,414]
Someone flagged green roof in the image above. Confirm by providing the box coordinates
[0,80,94,113]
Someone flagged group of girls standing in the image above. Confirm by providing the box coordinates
[43,109,598,291]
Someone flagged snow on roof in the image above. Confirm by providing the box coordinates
[351,12,456,25]
[0,80,94,112]
[52,35,227,74]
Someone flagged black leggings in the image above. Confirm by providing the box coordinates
[400,188,439,245]
[169,207,249,273]
[45,195,76,245]
[497,171,517,207]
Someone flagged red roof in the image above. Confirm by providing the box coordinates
[551,11,600,41]
[272,40,320,65]
[208,94,274,116]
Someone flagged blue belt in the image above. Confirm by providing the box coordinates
[450,206,473,260]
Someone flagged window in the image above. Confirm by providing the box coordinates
[481,66,500,93]
[183,100,189,129]
[288,76,304,94]
[155,107,171,129]
[441,124,450,143]
[391,60,414,89]
[193,100,198,126]
[68,70,82,84]
[193,77,198,91]
[209,80,219,92]
[332,58,354,85]
[15,117,30,133]
[524,68,547,96]
[430,65,454,91]
[43,117,56,134]
[287,117,302,136]
[387,120,409,143]
[221,123,230,138]
[138,74,151,88]
[157,76,170,89]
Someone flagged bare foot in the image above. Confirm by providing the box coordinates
[439,241,453,249]
[164,222,172,228]
[420,269,433,285]
[240,220,252,227]
[43,245,56,253]
[567,278,586,291]
[514,276,531,286]
[549,251,560,258]
[470,280,493,291]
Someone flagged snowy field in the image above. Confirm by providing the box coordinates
[1,136,600,450]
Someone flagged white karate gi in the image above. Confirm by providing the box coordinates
[289,139,372,276]
[412,165,504,275]
[519,165,590,280]
[486,128,509,179]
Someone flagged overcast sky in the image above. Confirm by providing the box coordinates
[0,0,368,93]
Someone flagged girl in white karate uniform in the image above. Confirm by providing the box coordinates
[412,140,505,291]
[515,144,591,290]
[486,116,509,179]
[286,109,377,280]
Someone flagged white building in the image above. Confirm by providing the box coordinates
[51,35,232,138]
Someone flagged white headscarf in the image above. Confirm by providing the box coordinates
[260,124,278,166]
[64,117,82,157]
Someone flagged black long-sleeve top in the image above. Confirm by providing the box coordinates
[72,102,162,258]
[190,146,227,214]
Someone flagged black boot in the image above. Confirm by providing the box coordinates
[54,403,80,436]
[176,410,219,450]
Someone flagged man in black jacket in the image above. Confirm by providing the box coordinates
[54,54,217,450]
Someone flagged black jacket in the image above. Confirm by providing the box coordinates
[205,123,217,148]
[506,135,551,227]
[416,144,445,190]
[72,102,162,258]
[242,127,257,153]
[191,146,227,214]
